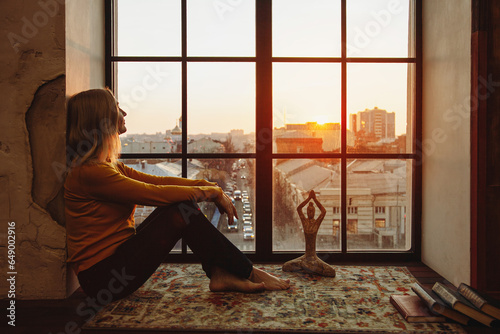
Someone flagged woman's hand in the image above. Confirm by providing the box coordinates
[214,188,239,224]
[197,179,218,187]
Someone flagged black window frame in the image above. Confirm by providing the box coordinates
[105,0,422,263]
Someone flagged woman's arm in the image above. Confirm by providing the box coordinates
[77,163,222,206]
[117,162,216,187]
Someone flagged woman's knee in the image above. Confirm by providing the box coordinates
[170,201,203,229]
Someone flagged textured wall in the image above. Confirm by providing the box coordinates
[0,0,68,298]
[421,0,472,287]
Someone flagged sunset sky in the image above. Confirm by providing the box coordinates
[115,0,411,136]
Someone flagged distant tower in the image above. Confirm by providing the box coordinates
[283,107,286,127]
[171,116,182,143]
[350,114,357,133]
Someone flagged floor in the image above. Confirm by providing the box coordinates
[2,262,498,334]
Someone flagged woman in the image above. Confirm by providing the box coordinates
[64,88,289,304]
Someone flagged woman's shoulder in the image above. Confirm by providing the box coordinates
[67,161,120,180]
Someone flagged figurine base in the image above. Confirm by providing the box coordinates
[282,254,336,277]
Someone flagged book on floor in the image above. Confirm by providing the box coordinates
[457,283,500,320]
[432,282,499,327]
[411,282,470,325]
[390,294,446,323]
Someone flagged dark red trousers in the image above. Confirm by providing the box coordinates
[77,201,253,304]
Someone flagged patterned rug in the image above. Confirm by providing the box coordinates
[84,264,465,333]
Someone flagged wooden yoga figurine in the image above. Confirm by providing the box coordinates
[282,190,336,277]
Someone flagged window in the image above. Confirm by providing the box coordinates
[375,219,386,228]
[332,219,340,236]
[347,219,358,234]
[107,0,420,261]
[347,207,358,214]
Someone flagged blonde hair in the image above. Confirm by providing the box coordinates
[66,88,121,167]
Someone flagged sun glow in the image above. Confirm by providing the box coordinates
[314,115,329,125]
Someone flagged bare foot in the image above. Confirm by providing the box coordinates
[209,267,266,293]
[249,267,290,290]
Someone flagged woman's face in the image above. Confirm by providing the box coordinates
[117,105,127,134]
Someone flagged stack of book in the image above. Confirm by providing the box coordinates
[390,282,500,327]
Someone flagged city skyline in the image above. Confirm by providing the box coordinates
[116,0,411,136]
[120,105,404,137]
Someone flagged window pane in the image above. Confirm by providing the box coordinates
[189,158,256,252]
[346,159,411,251]
[273,0,341,57]
[116,0,181,56]
[274,159,341,252]
[120,158,183,252]
[273,63,341,153]
[187,0,255,56]
[347,0,410,57]
[188,63,255,153]
[117,62,182,153]
[347,63,410,153]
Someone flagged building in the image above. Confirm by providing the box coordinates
[171,123,182,143]
[187,137,224,153]
[351,107,396,140]
[121,140,174,153]
[275,122,354,152]
[230,129,244,137]
[275,131,323,153]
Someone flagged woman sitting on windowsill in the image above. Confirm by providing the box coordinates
[64,88,290,304]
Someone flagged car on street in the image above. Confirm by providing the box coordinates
[243,232,255,240]
[242,213,252,221]
[227,224,238,232]
[227,218,238,232]
[233,190,242,200]
[243,226,253,233]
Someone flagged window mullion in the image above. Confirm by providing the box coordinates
[340,0,347,253]
[255,0,273,259]
[181,0,187,255]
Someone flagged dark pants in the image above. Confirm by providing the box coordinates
[77,201,253,304]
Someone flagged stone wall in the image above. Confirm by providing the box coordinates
[0,0,68,298]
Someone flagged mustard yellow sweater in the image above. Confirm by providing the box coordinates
[64,161,221,274]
